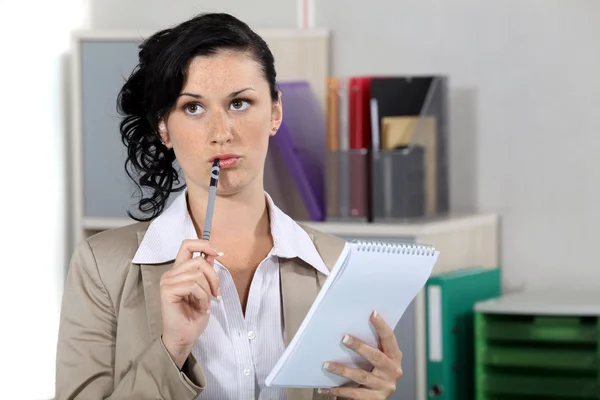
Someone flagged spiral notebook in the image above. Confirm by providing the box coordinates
[266,240,439,388]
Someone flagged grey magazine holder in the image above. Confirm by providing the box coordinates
[369,75,449,221]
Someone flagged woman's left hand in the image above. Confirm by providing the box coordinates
[318,311,403,399]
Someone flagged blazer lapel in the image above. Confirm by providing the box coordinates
[279,226,348,348]
[140,263,172,339]
[280,229,347,400]
[280,257,323,348]
[137,231,173,339]
[280,257,323,400]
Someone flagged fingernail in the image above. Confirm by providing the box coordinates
[342,334,353,345]
[216,288,222,300]
[317,388,330,394]
[373,310,378,319]
[217,251,224,257]
[323,362,334,371]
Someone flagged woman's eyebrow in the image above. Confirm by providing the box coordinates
[178,87,255,99]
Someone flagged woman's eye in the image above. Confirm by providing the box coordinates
[185,103,205,115]
[230,99,249,111]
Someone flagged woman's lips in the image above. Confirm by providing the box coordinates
[217,157,240,169]
[209,153,241,169]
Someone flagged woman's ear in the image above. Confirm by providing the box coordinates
[270,90,283,136]
[158,120,172,148]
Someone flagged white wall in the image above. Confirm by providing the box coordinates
[317,0,600,292]
[89,0,298,30]
[0,0,88,399]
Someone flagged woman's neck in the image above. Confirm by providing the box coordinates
[186,184,271,242]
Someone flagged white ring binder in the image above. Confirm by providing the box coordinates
[353,240,436,256]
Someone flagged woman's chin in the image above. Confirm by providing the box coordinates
[215,179,252,196]
[190,169,259,196]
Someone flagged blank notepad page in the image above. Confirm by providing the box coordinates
[266,240,439,388]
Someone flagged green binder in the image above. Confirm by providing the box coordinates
[425,267,501,400]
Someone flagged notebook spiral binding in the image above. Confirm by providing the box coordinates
[354,240,436,256]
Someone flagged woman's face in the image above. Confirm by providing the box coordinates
[159,50,282,196]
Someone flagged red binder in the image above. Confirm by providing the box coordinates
[347,76,373,219]
[349,76,373,150]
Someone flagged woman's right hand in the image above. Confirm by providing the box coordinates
[160,239,222,369]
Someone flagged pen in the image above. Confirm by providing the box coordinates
[201,158,220,259]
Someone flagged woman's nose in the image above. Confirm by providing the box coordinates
[208,111,233,145]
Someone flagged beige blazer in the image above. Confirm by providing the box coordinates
[56,221,347,400]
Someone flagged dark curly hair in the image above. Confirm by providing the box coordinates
[117,12,278,221]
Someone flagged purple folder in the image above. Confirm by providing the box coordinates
[272,81,326,221]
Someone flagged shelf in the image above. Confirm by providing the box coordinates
[475,289,600,317]
[83,212,498,237]
[83,217,136,231]
[304,213,498,236]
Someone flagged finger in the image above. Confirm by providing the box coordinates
[174,239,222,266]
[161,280,211,310]
[204,254,215,266]
[323,362,391,391]
[164,257,221,297]
[165,256,212,275]
[341,335,399,379]
[371,311,403,363]
[161,270,212,299]
[318,386,381,399]
[178,282,209,310]
[196,257,221,298]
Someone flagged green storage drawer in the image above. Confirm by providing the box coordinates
[475,291,600,400]
[477,315,599,344]
[476,395,595,400]
[480,373,599,398]
[479,345,598,371]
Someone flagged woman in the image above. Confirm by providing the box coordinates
[56,12,403,400]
